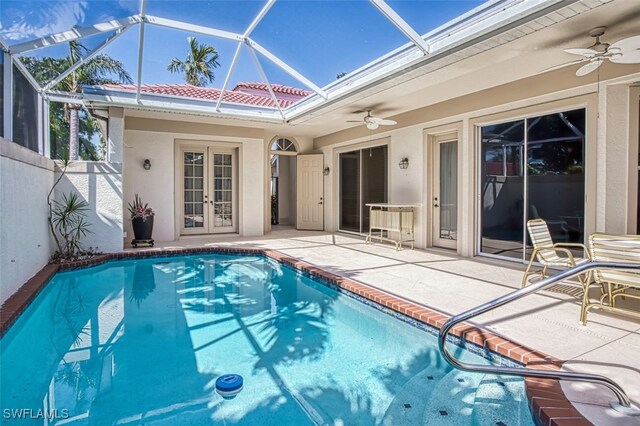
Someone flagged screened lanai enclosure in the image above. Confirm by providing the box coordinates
[0,0,490,159]
[1,0,639,267]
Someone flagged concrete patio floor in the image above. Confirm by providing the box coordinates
[135,228,640,425]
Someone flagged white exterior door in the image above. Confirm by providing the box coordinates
[297,154,324,230]
[433,139,458,249]
[180,146,237,235]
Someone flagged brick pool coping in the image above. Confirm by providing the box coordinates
[0,247,591,426]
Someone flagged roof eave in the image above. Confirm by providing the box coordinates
[81,87,284,123]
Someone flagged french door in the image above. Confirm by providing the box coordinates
[180,146,237,235]
[433,139,458,249]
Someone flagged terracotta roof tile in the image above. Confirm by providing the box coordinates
[232,82,313,97]
[100,82,310,108]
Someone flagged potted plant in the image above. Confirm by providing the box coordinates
[128,194,154,245]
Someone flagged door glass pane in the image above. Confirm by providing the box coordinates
[184,151,205,229]
[340,150,361,232]
[340,146,388,233]
[439,141,457,240]
[480,109,586,261]
[212,154,233,228]
[362,146,388,232]
[480,120,525,259]
[526,109,585,247]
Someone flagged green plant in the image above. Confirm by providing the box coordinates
[51,192,91,260]
[167,36,220,86]
[22,41,132,160]
[128,194,154,221]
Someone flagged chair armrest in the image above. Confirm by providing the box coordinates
[548,246,578,264]
[554,242,590,259]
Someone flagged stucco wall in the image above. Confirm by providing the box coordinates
[317,74,640,255]
[0,138,54,304]
[55,162,124,253]
[123,125,265,242]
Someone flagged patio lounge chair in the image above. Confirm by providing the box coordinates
[581,233,640,325]
[521,219,589,288]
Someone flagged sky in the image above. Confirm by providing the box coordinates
[1,0,485,91]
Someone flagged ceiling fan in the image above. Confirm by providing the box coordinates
[347,109,397,130]
[547,27,640,76]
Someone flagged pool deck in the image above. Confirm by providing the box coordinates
[140,229,640,426]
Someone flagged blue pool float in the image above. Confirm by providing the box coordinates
[215,374,243,399]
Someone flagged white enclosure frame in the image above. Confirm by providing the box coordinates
[0,0,577,127]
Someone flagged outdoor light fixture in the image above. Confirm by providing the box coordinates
[398,157,409,169]
[323,166,330,176]
[143,159,151,170]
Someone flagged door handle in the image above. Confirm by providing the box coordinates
[434,203,439,207]
[318,201,323,205]
[434,196,439,208]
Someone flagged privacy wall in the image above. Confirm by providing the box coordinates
[0,139,54,304]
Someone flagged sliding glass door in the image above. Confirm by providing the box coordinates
[480,109,585,261]
[339,145,388,233]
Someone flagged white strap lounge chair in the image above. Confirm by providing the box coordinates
[581,233,640,325]
[521,219,589,288]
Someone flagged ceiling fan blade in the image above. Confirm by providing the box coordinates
[609,48,640,64]
[539,58,586,73]
[378,119,397,126]
[346,120,363,123]
[564,48,598,57]
[576,59,603,77]
[609,35,640,52]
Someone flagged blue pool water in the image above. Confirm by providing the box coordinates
[1,254,535,425]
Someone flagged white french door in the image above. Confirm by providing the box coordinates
[433,139,458,249]
[180,146,237,235]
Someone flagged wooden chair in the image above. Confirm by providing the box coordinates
[582,233,640,325]
[521,219,589,288]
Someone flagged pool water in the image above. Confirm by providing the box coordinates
[1,254,535,425]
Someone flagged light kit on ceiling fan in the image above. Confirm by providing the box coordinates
[347,108,397,130]
[543,27,640,76]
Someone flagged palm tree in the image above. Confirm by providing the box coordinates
[167,37,220,86]
[23,41,132,160]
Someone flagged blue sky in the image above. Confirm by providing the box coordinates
[2,0,484,90]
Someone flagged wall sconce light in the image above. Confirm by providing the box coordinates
[323,166,330,176]
[398,157,409,170]
[143,159,151,170]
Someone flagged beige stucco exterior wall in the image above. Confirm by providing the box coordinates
[123,117,276,243]
[316,70,640,258]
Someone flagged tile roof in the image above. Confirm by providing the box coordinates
[99,83,310,108]
[233,82,312,97]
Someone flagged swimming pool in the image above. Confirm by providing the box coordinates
[1,254,535,425]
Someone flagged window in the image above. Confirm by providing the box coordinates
[339,145,388,233]
[480,108,586,260]
[270,138,297,154]
[12,65,39,152]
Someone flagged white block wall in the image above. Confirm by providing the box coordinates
[54,162,124,253]
[1,139,124,304]
[0,138,54,304]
